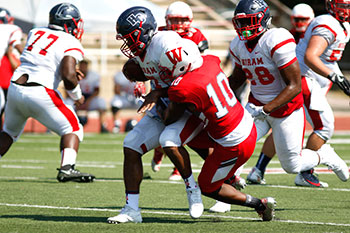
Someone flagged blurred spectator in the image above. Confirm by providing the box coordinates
[110,71,140,133]
[66,60,108,133]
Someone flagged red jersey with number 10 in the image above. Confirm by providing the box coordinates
[168,55,253,146]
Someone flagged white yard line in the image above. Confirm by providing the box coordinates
[0,202,349,227]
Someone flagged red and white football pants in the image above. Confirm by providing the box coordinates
[3,83,83,141]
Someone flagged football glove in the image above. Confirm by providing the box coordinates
[134,82,146,98]
[327,72,350,96]
[247,103,269,121]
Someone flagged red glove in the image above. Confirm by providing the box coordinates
[134,82,146,98]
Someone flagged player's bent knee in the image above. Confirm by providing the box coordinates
[72,125,84,142]
[123,130,144,154]
[159,130,181,148]
[280,161,300,174]
[314,125,334,142]
[198,173,221,193]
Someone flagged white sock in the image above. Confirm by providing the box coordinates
[126,193,139,211]
[61,148,77,167]
[300,149,319,171]
[184,174,197,189]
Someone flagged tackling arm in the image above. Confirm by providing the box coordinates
[229,65,247,91]
[163,101,188,126]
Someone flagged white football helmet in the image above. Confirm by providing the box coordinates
[165,1,193,34]
[291,3,314,32]
[159,39,203,83]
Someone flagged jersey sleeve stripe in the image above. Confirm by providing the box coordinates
[64,48,84,56]
[312,24,337,38]
[278,57,297,70]
[270,38,295,57]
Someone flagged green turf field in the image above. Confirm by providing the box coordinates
[0,132,349,233]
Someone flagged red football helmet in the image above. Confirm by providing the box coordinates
[326,0,350,22]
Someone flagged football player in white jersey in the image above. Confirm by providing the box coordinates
[0,7,23,123]
[0,3,95,183]
[107,6,208,224]
[229,0,348,189]
[246,0,350,188]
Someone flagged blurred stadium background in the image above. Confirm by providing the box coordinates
[0,0,349,132]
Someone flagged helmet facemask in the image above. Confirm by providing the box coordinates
[166,16,192,34]
[116,26,148,58]
[327,0,350,22]
[291,16,312,32]
[233,9,270,41]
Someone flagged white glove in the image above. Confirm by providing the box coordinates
[247,103,269,121]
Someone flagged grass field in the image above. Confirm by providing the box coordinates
[0,132,349,233]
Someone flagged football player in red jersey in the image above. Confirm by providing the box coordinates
[152,1,209,181]
[160,1,208,52]
[159,38,276,221]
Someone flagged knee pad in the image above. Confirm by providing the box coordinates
[72,124,84,142]
[314,124,334,141]
[280,158,301,174]
[159,128,181,148]
[123,129,144,154]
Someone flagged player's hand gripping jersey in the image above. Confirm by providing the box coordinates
[297,14,350,88]
[168,55,254,146]
[230,28,303,117]
[11,27,84,90]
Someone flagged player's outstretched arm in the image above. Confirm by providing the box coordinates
[163,102,187,125]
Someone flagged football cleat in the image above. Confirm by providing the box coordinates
[256,197,276,221]
[209,200,231,213]
[151,147,164,172]
[231,175,247,190]
[169,167,182,181]
[294,169,329,188]
[56,165,95,182]
[107,205,142,224]
[247,167,266,184]
[318,144,349,182]
[151,159,161,172]
[186,186,204,219]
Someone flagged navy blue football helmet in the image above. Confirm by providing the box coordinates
[116,6,157,58]
[49,3,84,39]
[0,8,13,24]
[232,0,271,40]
